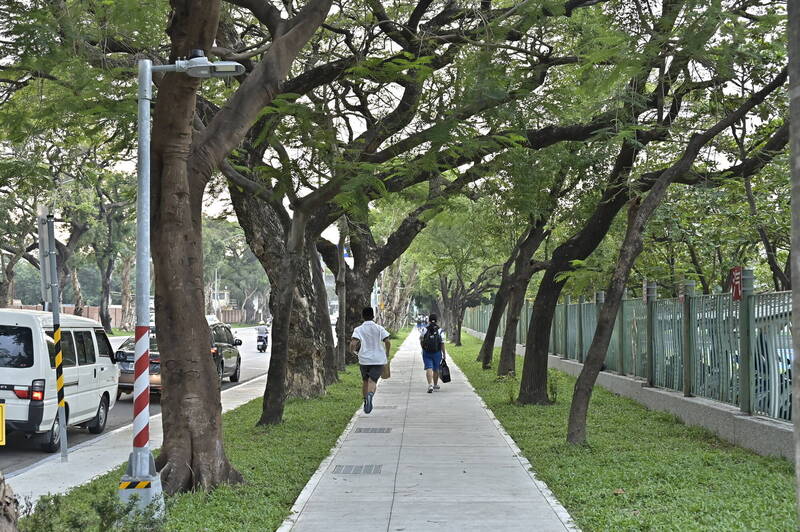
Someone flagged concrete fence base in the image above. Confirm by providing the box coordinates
[464,328,793,461]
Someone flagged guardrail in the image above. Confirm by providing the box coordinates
[464,286,793,422]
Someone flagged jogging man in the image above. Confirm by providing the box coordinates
[350,307,391,414]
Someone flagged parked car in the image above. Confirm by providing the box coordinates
[117,319,242,397]
[0,309,118,452]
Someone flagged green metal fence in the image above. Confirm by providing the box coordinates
[463,285,793,423]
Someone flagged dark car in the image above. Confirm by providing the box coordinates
[116,322,242,398]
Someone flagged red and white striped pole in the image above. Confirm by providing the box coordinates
[132,325,151,448]
[118,59,163,513]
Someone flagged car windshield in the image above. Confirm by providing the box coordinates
[0,326,34,368]
[120,335,159,353]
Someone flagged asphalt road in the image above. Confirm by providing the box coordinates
[1,326,269,477]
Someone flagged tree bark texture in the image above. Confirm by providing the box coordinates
[150,0,241,494]
[476,282,511,367]
[498,280,527,376]
[70,269,85,317]
[309,241,338,387]
[119,254,134,330]
[230,190,327,401]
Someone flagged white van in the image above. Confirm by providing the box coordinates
[0,309,118,452]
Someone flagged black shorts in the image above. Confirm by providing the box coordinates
[360,364,383,383]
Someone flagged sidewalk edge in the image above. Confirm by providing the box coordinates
[452,357,580,531]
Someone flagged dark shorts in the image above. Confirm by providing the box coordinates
[360,364,383,382]
[422,350,442,371]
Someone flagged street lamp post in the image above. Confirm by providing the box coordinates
[118,50,244,514]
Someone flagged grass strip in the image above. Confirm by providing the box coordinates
[449,334,795,531]
[21,329,410,531]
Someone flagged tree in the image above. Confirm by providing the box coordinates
[567,68,787,445]
[149,0,334,491]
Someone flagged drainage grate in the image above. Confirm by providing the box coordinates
[373,405,398,409]
[333,464,382,475]
[354,427,392,433]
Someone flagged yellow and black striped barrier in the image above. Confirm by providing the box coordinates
[53,327,64,408]
[119,481,152,490]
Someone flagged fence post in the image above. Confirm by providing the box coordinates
[739,269,754,415]
[577,296,585,363]
[562,295,571,359]
[645,281,657,386]
[682,281,695,397]
[618,290,626,374]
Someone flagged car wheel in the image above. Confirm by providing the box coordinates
[217,360,225,384]
[230,357,241,383]
[40,417,61,453]
[88,396,109,434]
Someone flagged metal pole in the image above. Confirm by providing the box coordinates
[645,282,657,386]
[682,281,695,397]
[118,58,163,514]
[577,296,585,363]
[47,215,68,462]
[562,295,570,359]
[739,269,754,415]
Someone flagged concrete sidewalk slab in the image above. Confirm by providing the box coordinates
[279,333,577,532]
[8,375,267,504]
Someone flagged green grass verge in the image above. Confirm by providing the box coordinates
[108,328,133,337]
[21,330,410,531]
[449,334,796,531]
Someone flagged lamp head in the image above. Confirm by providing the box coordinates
[177,50,245,78]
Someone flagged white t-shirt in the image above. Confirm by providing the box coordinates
[419,325,446,351]
[352,321,390,365]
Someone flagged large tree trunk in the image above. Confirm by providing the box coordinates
[150,0,241,494]
[476,284,511,367]
[309,241,338,387]
[498,280,527,376]
[0,474,18,532]
[343,271,372,362]
[70,269,85,317]
[230,190,328,400]
[336,217,348,370]
[120,255,134,330]
[518,269,563,404]
[97,257,114,332]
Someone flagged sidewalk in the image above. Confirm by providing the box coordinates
[8,374,267,503]
[279,334,576,531]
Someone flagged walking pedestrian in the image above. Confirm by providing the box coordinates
[420,313,446,393]
[350,307,391,414]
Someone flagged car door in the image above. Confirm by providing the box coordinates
[73,330,99,421]
[54,331,81,422]
[223,326,238,373]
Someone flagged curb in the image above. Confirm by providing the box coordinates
[450,356,580,531]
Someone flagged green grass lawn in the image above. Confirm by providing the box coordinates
[21,330,410,531]
[449,334,796,531]
[108,328,133,337]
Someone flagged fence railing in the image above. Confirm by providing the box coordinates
[463,278,793,423]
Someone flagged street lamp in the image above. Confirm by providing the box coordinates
[119,50,244,514]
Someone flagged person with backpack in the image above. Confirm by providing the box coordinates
[350,306,391,414]
[420,313,446,393]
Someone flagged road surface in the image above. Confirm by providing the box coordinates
[1,326,269,476]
